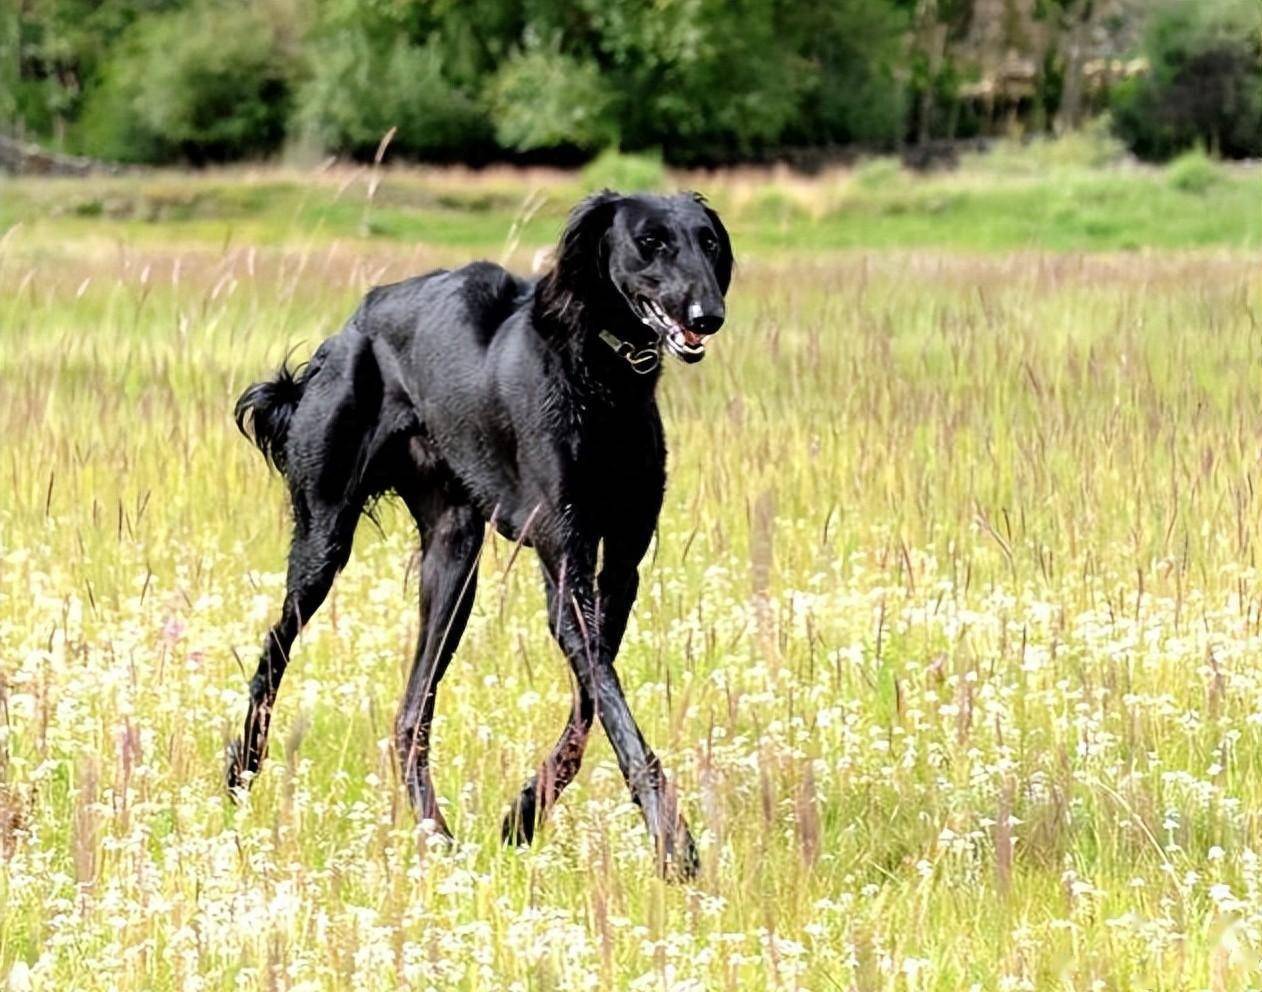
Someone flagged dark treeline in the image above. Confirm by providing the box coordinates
[2,0,1261,168]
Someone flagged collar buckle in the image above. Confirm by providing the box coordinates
[598,329,660,375]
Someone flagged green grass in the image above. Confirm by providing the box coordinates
[2,156,1262,989]
[2,146,1260,254]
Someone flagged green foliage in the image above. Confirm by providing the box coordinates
[8,0,1258,168]
[580,148,666,192]
[78,2,293,163]
[964,123,1128,178]
[2,0,187,137]
[851,157,906,191]
[0,5,18,127]
[488,40,618,153]
[10,0,917,165]
[295,29,487,160]
[1165,147,1225,194]
[786,0,909,148]
[622,0,807,158]
[1111,0,1262,161]
[746,186,809,225]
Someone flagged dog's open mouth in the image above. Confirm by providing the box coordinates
[636,297,710,363]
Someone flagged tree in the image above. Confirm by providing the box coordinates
[78,2,294,163]
[1111,0,1262,160]
[295,27,487,161]
[487,38,618,153]
[785,0,910,149]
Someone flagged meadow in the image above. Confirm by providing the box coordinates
[2,147,1262,990]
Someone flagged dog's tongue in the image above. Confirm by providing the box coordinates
[683,329,705,347]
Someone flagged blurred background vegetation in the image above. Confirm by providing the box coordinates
[2,0,1261,169]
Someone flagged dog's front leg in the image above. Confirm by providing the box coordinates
[503,557,645,847]
[540,545,698,880]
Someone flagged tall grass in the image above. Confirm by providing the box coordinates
[2,170,1262,989]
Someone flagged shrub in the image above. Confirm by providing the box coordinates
[294,30,488,161]
[487,43,618,154]
[965,122,1128,177]
[851,157,905,191]
[580,148,666,192]
[1165,147,1225,194]
[1111,0,1262,161]
[77,3,292,164]
[747,187,809,223]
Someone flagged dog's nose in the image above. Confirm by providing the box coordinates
[686,301,725,334]
[689,313,724,334]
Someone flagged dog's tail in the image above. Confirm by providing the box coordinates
[234,362,308,475]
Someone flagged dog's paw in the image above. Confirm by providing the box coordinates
[658,819,700,883]
[501,789,538,847]
[224,738,252,799]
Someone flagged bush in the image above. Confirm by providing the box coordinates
[1165,147,1225,194]
[965,122,1127,177]
[851,157,905,191]
[1111,0,1262,161]
[487,43,618,154]
[78,3,292,163]
[580,148,666,191]
[294,30,488,161]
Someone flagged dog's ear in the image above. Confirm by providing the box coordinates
[536,190,622,327]
[691,192,733,294]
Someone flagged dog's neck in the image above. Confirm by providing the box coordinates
[534,283,663,391]
[595,328,660,374]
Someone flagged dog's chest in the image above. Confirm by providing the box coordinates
[569,406,664,497]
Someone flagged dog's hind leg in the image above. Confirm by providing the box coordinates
[226,499,360,793]
[394,499,483,837]
[229,330,388,795]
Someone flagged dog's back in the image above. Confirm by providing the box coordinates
[240,262,525,444]
[352,261,530,352]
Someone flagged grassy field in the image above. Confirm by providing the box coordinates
[2,140,1261,254]
[3,149,1262,990]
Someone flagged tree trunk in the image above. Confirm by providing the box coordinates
[915,0,948,146]
[1055,0,1091,133]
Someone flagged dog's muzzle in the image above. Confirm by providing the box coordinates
[635,297,720,364]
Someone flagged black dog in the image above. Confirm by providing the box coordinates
[227,190,732,878]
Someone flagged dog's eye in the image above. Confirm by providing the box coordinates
[700,233,720,256]
[637,235,665,254]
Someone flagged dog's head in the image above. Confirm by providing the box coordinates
[537,190,733,365]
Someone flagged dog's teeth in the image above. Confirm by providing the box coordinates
[663,326,705,358]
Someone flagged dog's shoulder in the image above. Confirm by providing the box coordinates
[452,261,531,344]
